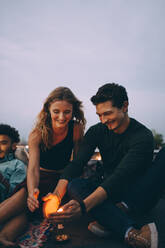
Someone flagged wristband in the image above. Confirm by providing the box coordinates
[74,197,87,215]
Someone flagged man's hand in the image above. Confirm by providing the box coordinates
[42,193,60,218]
[27,188,39,212]
[49,199,82,223]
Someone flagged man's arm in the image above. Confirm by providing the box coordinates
[61,125,99,182]
[51,129,154,222]
[84,186,108,212]
[50,186,108,222]
[101,130,154,198]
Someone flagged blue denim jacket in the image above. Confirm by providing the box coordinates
[0,153,27,202]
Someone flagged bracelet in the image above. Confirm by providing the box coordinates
[74,197,87,215]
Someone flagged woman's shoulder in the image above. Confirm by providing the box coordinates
[28,128,42,145]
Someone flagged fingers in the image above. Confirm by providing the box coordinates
[42,194,60,218]
[42,193,52,202]
[62,201,74,211]
[48,199,81,222]
[27,188,40,212]
[27,196,39,212]
[52,200,80,215]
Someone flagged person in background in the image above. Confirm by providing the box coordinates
[0,87,86,247]
[0,124,26,203]
[51,83,165,248]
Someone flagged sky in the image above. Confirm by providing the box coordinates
[1,0,165,142]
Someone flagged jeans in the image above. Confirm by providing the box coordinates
[67,147,165,239]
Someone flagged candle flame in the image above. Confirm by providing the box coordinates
[57,208,63,212]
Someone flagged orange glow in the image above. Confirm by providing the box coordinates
[91,152,102,161]
[42,194,60,218]
[95,154,101,160]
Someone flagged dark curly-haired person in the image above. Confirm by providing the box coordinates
[0,124,26,202]
[52,83,165,248]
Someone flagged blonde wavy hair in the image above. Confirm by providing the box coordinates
[35,87,86,149]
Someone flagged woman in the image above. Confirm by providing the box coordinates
[0,86,86,247]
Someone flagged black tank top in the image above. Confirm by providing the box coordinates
[40,121,74,170]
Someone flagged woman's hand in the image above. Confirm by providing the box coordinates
[27,188,40,212]
[42,193,60,218]
[49,199,82,223]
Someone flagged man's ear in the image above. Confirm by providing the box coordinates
[123,101,128,113]
[11,142,17,151]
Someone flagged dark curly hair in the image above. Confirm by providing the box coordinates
[91,83,128,108]
[0,124,20,143]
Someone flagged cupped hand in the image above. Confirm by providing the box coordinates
[42,193,60,218]
[27,188,40,212]
[49,199,82,223]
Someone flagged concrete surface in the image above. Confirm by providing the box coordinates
[44,196,165,248]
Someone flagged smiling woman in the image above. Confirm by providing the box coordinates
[49,101,73,129]
[0,87,86,247]
[49,100,73,144]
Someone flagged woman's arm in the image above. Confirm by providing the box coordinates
[53,179,69,201]
[27,129,41,212]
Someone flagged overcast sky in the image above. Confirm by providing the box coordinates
[1,0,165,142]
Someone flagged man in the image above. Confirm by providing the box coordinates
[0,124,27,202]
[48,83,165,248]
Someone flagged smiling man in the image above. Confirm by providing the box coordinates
[53,83,165,248]
[0,124,26,202]
[95,97,129,133]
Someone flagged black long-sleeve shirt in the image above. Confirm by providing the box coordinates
[61,118,154,199]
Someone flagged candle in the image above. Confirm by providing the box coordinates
[42,194,60,218]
